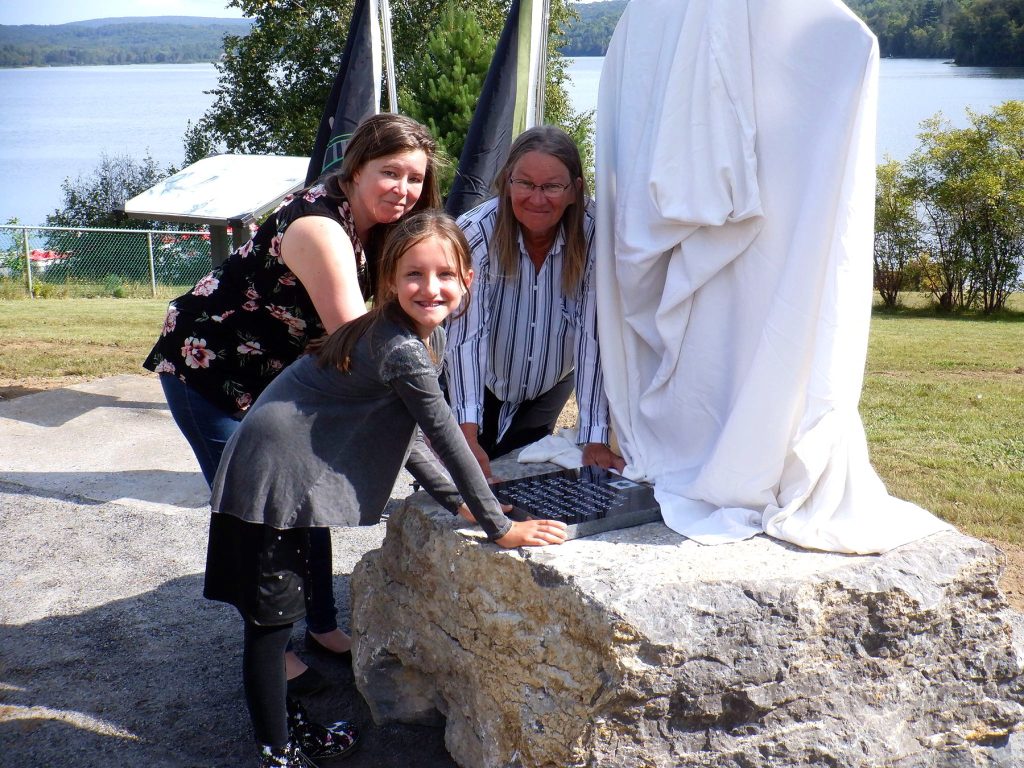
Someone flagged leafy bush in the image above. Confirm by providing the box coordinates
[46,153,170,230]
[878,101,1024,313]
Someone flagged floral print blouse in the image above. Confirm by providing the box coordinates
[143,184,369,414]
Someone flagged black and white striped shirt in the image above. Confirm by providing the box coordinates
[446,197,610,445]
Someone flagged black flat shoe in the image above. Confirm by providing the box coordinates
[286,666,330,698]
[305,630,353,663]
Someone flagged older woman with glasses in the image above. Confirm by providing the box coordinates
[446,125,624,479]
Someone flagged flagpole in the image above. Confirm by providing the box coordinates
[380,0,398,111]
[532,0,550,127]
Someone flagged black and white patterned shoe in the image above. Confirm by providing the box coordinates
[286,697,360,761]
[256,741,316,767]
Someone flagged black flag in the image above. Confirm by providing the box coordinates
[304,0,381,186]
[445,0,543,218]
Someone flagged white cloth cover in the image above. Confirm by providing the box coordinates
[517,428,584,469]
[593,0,952,553]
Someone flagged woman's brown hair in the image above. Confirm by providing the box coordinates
[490,125,589,295]
[312,210,473,372]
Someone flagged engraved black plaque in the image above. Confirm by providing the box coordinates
[490,466,662,540]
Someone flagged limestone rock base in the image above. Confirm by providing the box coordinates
[352,476,1024,767]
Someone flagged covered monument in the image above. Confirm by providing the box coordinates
[593,0,950,553]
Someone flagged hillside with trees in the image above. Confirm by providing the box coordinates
[844,0,964,58]
[0,17,251,67]
[560,0,627,56]
[559,0,1024,65]
[6,1,1024,68]
[841,0,1024,64]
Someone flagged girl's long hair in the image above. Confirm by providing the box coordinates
[311,210,473,371]
[489,125,589,295]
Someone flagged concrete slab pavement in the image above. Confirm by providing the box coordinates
[0,374,455,767]
[0,374,208,512]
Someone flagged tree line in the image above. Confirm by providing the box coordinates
[560,0,1024,66]
[845,0,1024,65]
[0,19,251,67]
[6,1,1024,67]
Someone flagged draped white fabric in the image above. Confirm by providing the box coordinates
[592,0,952,553]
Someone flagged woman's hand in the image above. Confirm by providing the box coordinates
[460,423,493,479]
[495,519,568,548]
[581,442,626,473]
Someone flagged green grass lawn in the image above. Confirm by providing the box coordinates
[862,313,1023,543]
[0,297,170,384]
[1,293,1022,542]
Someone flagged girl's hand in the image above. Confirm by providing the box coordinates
[456,503,511,523]
[495,519,568,548]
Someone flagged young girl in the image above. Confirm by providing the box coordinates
[203,210,568,767]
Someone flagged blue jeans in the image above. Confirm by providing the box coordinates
[160,374,338,634]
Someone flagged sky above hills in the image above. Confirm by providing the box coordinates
[0,0,602,26]
[0,0,245,25]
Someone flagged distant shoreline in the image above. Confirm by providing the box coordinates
[0,16,250,69]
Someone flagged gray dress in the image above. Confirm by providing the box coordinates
[204,313,512,625]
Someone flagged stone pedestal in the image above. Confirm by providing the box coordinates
[351,463,1024,768]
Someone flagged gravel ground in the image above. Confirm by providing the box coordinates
[0,483,457,768]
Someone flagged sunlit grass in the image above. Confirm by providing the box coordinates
[0,297,169,386]
[860,301,1024,543]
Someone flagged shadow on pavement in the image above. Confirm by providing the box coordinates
[0,470,208,509]
[0,572,455,768]
[0,388,167,428]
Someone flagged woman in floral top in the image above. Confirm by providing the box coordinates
[144,113,441,697]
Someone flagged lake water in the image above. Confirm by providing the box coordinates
[3,57,1024,226]
[566,57,1024,164]
[0,63,220,227]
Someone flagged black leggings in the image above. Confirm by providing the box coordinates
[243,620,293,748]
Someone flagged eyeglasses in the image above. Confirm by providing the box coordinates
[509,178,572,198]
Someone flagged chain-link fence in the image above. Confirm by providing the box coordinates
[0,224,215,299]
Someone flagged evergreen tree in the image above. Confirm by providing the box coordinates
[399,2,494,193]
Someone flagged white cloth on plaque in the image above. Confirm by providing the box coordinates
[516,428,584,470]
[593,0,952,553]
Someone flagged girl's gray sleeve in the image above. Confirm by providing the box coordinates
[385,351,512,540]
